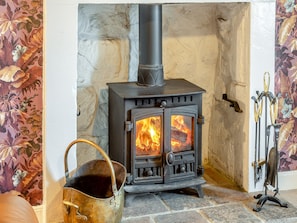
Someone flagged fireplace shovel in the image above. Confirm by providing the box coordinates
[63,138,127,223]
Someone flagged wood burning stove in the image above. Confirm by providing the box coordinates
[108,4,205,196]
[108,79,205,196]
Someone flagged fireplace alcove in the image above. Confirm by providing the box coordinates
[45,1,276,222]
[75,1,275,192]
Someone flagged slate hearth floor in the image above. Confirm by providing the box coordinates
[121,166,297,223]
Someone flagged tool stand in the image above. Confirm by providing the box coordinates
[251,72,288,212]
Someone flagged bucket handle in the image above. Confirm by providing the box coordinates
[63,200,88,221]
[64,138,118,196]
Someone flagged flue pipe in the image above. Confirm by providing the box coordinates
[138,4,164,86]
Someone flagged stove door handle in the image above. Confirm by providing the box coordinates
[166,152,175,166]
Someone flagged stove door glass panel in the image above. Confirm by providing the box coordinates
[135,115,161,156]
[171,115,194,152]
[131,108,164,184]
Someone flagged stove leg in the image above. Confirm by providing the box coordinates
[193,185,204,198]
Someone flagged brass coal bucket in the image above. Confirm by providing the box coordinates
[63,139,126,223]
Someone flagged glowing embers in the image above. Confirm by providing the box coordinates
[135,116,161,156]
[171,115,193,152]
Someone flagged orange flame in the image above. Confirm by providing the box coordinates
[171,115,192,152]
[135,116,161,156]
[135,115,193,155]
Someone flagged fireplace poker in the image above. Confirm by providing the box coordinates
[251,96,264,187]
[252,96,258,187]
[257,97,264,179]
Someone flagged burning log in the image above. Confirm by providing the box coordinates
[171,127,187,143]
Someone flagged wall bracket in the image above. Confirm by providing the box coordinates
[222,93,243,113]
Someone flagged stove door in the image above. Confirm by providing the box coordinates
[130,105,198,184]
[131,108,164,184]
[163,105,198,183]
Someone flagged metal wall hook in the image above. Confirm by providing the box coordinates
[222,94,243,113]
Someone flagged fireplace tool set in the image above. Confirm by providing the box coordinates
[251,72,288,212]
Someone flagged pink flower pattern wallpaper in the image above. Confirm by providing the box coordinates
[275,0,297,171]
[0,0,43,205]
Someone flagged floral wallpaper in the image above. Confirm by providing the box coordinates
[275,0,297,171]
[0,0,43,205]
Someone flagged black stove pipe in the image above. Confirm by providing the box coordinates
[138,4,164,86]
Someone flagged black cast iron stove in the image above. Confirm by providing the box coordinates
[108,4,206,197]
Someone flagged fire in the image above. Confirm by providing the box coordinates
[135,116,161,155]
[171,115,193,152]
[135,115,193,155]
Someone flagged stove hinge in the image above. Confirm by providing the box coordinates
[125,121,133,132]
[197,115,204,125]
